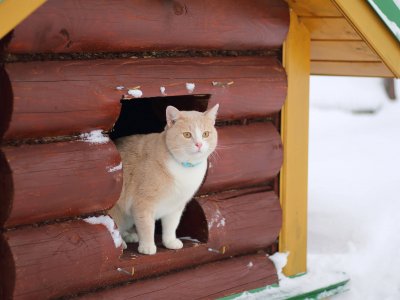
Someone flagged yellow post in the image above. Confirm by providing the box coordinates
[0,0,47,39]
[280,10,310,276]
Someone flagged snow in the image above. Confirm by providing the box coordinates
[108,162,122,173]
[240,77,400,299]
[160,86,167,96]
[179,236,201,243]
[127,89,143,98]
[269,252,289,281]
[186,82,195,93]
[84,215,123,248]
[115,86,125,90]
[247,262,254,268]
[208,209,226,229]
[308,77,400,299]
[80,130,109,144]
[395,0,400,10]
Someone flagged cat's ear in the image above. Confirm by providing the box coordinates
[204,104,219,123]
[166,106,180,127]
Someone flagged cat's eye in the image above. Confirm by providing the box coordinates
[202,131,210,138]
[183,132,192,138]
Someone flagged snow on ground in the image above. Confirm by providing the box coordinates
[241,77,400,299]
[308,77,400,299]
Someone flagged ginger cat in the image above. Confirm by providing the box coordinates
[110,104,219,255]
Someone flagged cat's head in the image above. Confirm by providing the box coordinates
[165,104,219,164]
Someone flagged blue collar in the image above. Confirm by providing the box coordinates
[181,161,202,168]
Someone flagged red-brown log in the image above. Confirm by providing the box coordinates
[77,253,278,300]
[0,67,13,140]
[1,122,281,228]
[0,140,122,228]
[200,122,283,193]
[3,56,287,140]
[7,0,289,53]
[1,188,281,299]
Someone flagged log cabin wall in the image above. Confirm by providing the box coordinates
[0,1,289,299]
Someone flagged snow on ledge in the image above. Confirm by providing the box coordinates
[232,252,349,299]
[186,82,195,94]
[108,162,122,173]
[84,215,123,248]
[128,89,143,98]
[80,130,110,144]
[269,252,289,280]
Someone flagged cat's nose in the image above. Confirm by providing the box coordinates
[195,142,203,149]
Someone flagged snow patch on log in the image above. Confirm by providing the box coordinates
[186,82,195,93]
[108,162,122,173]
[84,215,123,248]
[208,209,226,229]
[127,89,143,98]
[179,236,201,243]
[268,252,289,281]
[80,130,110,144]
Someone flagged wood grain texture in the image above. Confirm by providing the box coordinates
[332,0,400,77]
[7,0,289,53]
[280,11,309,276]
[77,253,277,300]
[201,122,283,193]
[0,140,122,228]
[1,188,281,299]
[311,61,393,77]
[3,57,287,140]
[287,0,341,17]
[300,17,361,40]
[311,41,381,62]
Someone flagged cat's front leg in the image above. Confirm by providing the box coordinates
[134,210,157,255]
[161,206,185,250]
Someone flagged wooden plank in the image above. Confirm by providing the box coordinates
[280,11,309,276]
[0,140,123,228]
[3,57,287,140]
[0,0,46,39]
[201,122,283,194]
[300,17,362,40]
[333,0,400,77]
[7,0,289,53]
[77,254,278,300]
[287,0,342,17]
[311,60,394,77]
[311,41,381,61]
[1,188,281,299]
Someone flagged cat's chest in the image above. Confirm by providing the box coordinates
[155,160,207,218]
[167,159,207,194]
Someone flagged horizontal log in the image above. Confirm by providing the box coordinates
[201,122,283,193]
[1,188,281,299]
[1,122,281,227]
[77,253,278,300]
[0,140,122,228]
[7,0,289,53]
[3,57,287,140]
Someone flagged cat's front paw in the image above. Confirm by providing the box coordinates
[138,243,157,255]
[163,238,183,250]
